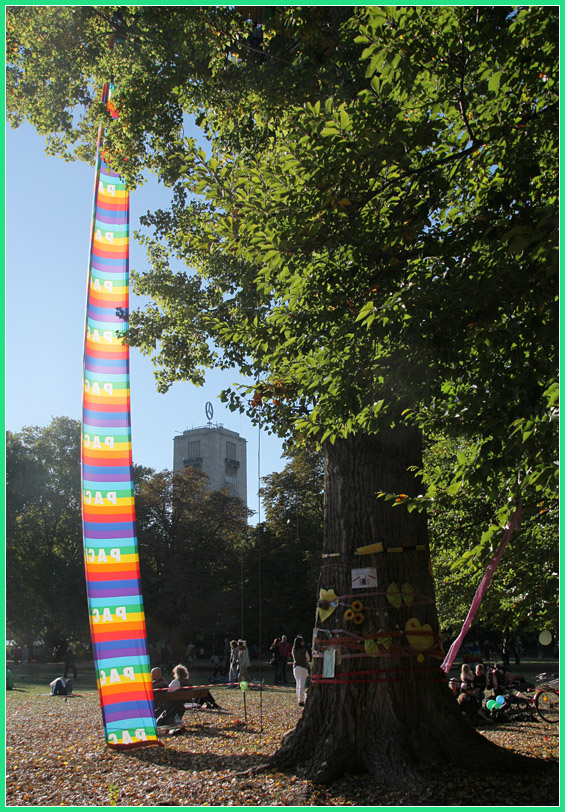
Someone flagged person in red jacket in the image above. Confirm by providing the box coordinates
[278,635,292,684]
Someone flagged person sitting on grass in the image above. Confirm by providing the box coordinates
[457,682,494,725]
[50,676,73,696]
[473,663,487,701]
[460,663,475,687]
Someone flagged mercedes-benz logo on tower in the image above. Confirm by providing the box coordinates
[205,401,214,423]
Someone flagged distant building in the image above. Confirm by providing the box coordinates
[173,423,247,507]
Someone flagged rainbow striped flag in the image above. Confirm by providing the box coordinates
[81,82,159,749]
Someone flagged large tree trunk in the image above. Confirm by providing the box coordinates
[270,428,519,786]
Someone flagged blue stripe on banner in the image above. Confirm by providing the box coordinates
[82,465,132,477]
[94,640,149,658]
[96,656,150,670]
[105,711,156,726]
[89,595,143,608]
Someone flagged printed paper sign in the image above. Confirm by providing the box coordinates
[322,649,336,678]
[351,567,377,589]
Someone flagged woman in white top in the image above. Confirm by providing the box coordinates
[292,635,310,706]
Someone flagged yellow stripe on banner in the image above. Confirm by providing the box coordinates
[83,496,135,509]
[85,553,140,566]
[83,443,132,455]
[91,611,146,625]
[89,285,129,298]
[98,672,153,691]
[93,235,129,248]
[98,188,128,202]
[355,542,384,555]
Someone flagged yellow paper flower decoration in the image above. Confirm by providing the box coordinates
[352,600,364,612]
[353,612,365,624]
[344,608,354,621]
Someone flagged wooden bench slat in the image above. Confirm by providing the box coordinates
[153,687,210,704]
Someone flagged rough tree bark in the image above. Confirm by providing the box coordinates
[270,428,521,786]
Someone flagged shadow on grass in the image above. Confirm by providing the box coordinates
[124,743,264,774]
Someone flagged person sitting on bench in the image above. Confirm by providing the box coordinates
[168,664,220,709]
[151,667,168,688]
[152,666,179,724]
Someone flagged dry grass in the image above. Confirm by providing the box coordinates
[5,684,559,806]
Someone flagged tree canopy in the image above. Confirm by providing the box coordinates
[8,7,557,530]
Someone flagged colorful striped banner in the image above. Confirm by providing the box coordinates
[81,81,159,749]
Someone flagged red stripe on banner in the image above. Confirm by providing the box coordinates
[82,401,130,413]
[90,625,148,643]
[86,569,141,581]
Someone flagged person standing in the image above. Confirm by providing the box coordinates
[514,635,522,665]
[270,638,282,684]
[223,637,231,676]
[228,640,239,684]
[237,640,250,681]
[278,635,292,684]
[292,635,310,706]
[502,628,512,667]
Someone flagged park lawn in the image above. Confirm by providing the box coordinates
[5,663,559,807]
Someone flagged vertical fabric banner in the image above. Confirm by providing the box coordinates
[81,83,159,749]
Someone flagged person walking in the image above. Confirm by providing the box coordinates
[63,644,78,679]
[292,635,310,706]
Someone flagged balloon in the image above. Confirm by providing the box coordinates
[486,699,497,710]
[539,630,552,646]
[496,695,505,705]
[239,681,248,692]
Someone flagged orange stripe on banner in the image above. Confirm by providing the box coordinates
[99,685,153,702]
[83,397,130,410]
[92,246,129,260]
[84,394,130,404]
[89,292,128,307]
[85,344,129,358]
[82,455,132,467]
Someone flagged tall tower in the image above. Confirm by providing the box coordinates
[173,403,247,507]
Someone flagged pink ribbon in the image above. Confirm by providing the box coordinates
[440,502,522,673]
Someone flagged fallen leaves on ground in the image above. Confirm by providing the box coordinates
[5,688,558,806]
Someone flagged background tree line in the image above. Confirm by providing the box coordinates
[6,416,556,659]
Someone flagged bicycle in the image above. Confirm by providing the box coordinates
[503,672,559,724]
[533,673,559,723]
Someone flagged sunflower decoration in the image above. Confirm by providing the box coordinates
[344,608,355,621]
[352,600,364,613]
[353,612,365,624]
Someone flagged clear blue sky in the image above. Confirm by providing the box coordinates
[5,122,285,519]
